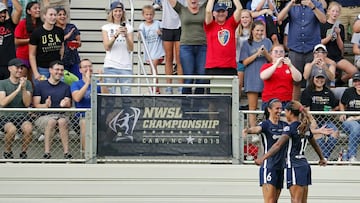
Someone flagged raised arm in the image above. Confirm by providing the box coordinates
[167,0,177,8]
[232,0,243,22]
[11,0,22,24]
[205,0,215,25]
[277,0,294,21]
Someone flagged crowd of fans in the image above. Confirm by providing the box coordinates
[0,0,360,161]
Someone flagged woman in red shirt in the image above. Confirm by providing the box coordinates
[14,1,42,80]
[260,44,302,109]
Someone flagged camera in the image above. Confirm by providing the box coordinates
[295,0,301,4]
[121,22,126,27]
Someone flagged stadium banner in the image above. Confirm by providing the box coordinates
[97,95,232,157]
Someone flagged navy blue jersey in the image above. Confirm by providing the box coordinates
[259,119,288,169]
[283,121,313,168]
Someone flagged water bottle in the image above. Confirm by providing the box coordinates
[342,149,348,161]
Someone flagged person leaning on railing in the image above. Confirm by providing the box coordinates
[0,58,33,159]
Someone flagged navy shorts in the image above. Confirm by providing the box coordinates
[259,167,284,189]
[161,28,181,42]
[285,165,312,189]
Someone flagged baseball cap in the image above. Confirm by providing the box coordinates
[314,70,326,78]
[313,44,327,53]
[8,58,26,67]
[110,1,124,11]
[352,72,360,81]
[213,3,228,12]
[0,2,7,12]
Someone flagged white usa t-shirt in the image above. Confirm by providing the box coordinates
[102,23,134,70]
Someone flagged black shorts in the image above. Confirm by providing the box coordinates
[161,28,181,42]
[205,67,237,75]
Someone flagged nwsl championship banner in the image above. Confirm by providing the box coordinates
[97,95,232,157]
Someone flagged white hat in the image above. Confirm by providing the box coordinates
[0,2,7,12]
[313,44,327,52]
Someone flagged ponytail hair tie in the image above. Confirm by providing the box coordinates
[299,105,304,112]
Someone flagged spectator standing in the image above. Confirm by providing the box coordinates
[102,1,134,94]
[138,5,164,93]
[41,0,70,21]
[236,9,252,97]
[14,1,42,80]
[333,0,360,40]
[71,59,108,151]
[204,0,242,75]
[243,98,288,203]
[0,58,32,159]
[29,6,64,86]
[260,44,302,109]
[168,0,207,94]
[0,0,22,80]
[255,100,330,203]
[339,72,360,162]
[33,60,72,159]
[301,71,339,160]
[250,0,279,44]
[277,0,326,101]
[320,2,357,86]
[55,6,81,79]
[303,44,336,87]
[239,20,272,127]
[160,0,184,94]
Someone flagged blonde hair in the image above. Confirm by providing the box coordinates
[142,5,155,15]
[326,1,342,17]
[238,9,253,36]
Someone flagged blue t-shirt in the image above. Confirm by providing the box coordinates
[70,79,101,108]
[259,119,288,169]
[283,121,313,168]
[33,80,71,108]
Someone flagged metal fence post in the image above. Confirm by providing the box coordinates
[232,76,240,164]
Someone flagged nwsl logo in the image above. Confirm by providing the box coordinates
[218,29,230,46]
[109,107,141,142]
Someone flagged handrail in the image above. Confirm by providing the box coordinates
[137,31,158,95]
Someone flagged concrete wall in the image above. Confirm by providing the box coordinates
[0,164,359,203]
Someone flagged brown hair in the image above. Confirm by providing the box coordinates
[285,100,313,136]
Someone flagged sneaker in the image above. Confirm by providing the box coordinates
[19,151,27,159]
[64,153,73,159]
[349,156,357,162]
[165,87,173,94]
[43,153,51,159]
[38,134,45,142]
[3,151,14,159]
